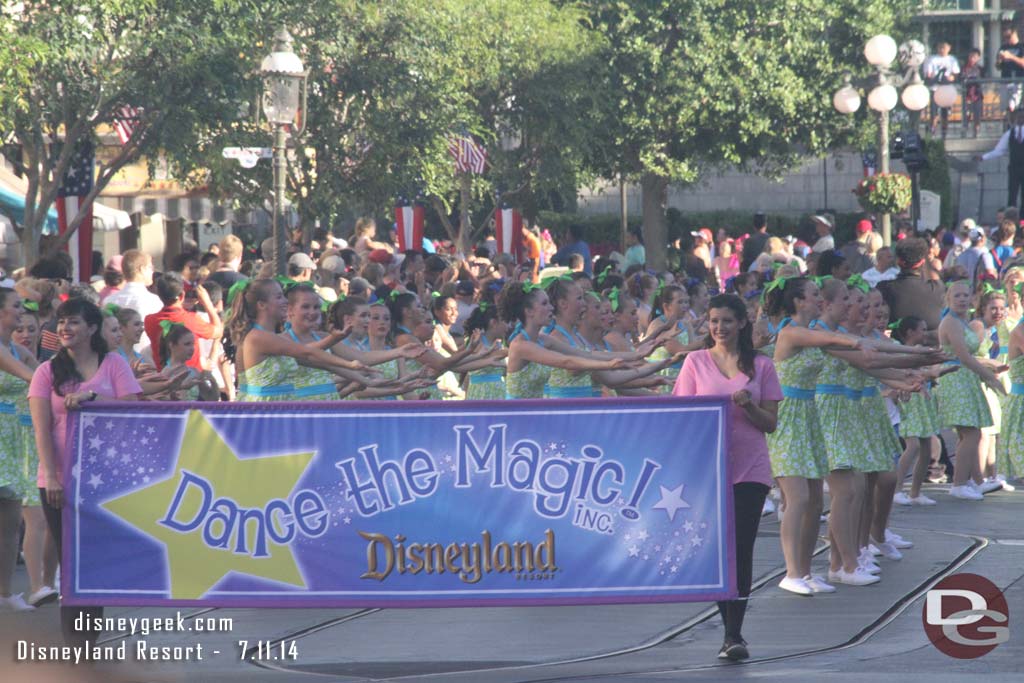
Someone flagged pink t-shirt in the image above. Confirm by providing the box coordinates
[673,350,782,486]
[29,352,142,487]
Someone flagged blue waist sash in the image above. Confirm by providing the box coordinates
[18,414,31,426]
[781,385,815,400]
[815,384,849,396]
[1011,383,1024,396]
[544,385,594,399]
[944,359,961,366]
[0,402,17,415]
[471,373,505,384]
[667,362,683,371]
[861,386,879,398]
[238,384,295,397]
[294,383,338,398]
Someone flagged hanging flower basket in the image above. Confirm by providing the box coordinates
[852,173,912,214]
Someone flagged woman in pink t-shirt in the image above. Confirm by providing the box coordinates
[673,293,781,662]
[28,298,142,646]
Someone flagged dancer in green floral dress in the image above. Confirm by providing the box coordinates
[997,322,1024,478]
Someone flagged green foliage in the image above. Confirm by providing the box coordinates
[853,172,913,214]
[919,138,953,227]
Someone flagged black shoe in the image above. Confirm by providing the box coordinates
[720,638,749,661]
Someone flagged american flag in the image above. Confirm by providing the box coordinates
[447,133,487,174]
[112,106,141,145]
[494,204,523,260]
[394,196,425,252]
[55,141,95,283]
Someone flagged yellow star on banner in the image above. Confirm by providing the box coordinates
[102,410,315,599]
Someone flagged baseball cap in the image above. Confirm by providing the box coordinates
[288,252,317,270]
[855,219,873,235]
[959,218,977,235]
[455,280,475,296]
[320,254,347,276]
[812,214,834,229]
[968,226,985,241]
[690,228,713,243]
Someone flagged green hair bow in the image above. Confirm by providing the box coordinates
[22,300,39,312]
[274,275,298,291]
[585,290,601,302]
[811,275,833,288]
[981,282,1006,296]
[608,287,622,312]
[431,291,441,299]
[945,279,971,290]
[846,274,870,294]
[887,318,903,331]
[158,320,185,337]
[389,288,403,301]
[225,279,250,308]
[540,273,572,290]
[1016,281,1024,297]
[649,280,666,308]
[763,276,791,297]
[521,280,544,293]
[595,264,614,287]
[102,303,120,317]
[478,301,489,313]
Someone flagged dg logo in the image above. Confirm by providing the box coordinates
[922,573,1010,659]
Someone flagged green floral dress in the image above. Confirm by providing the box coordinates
[0,363,28,500]
[900,385,942,438]
[365,357,400,401]
[997,354,1024,477]
[403,358,444,400]
[649,317,688,392]
[238,355,300,402]
[467,338,505,400]
[860,378,901,472]
[976,327,1003,435]
[767,346,828,479]
[506,362,549,399]
[544,324,592,399]
[285,329,340,401]
[936,319,993,429]
[812,323,871,472]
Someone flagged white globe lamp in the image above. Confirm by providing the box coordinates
[864,35,898,67]
[901,82,930,112]
[934,84,958,109]
[867,84,898,112]
[833,85,861,114]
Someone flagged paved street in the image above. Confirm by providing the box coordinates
[2,482,1021,682]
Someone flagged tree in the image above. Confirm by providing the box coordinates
[579,0,916,269]
[0,1,258,265]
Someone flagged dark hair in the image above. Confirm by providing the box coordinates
[200,252,219,269]
[628,227,644,245]
[497,282,543,325]
[465,303,499,337]
[386,292,419,335]
[893,237,928,270]
[328,296,369,331]
[568,224,585,241]
[155,272,185,305]
[627,272,657,300]
[28,257,71,281]
[890,315,925,344]
[201,280,223,307]
[705,294,757,379]
[430,294,455,321]
[171,251,200,274]
[51,299,108,396]
[0,287,17,311]
[763,276,810,318]
[753,212,767,230]
[684,278,707,299]
[817,250,846,278]
[159,323,194,366]
[731,272,759,293]
[103,268,124,288]
[651,284,684,319]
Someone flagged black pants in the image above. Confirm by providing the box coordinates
[40,488,103,647]
[1008,164,1024,210]
[717,482,769,642]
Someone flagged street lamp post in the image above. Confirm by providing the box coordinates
[260,27,307,276]
[833,35,930,246]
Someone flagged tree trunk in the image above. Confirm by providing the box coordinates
[457,173,472,255]
[641,172,668,271]
[21,226,40,269]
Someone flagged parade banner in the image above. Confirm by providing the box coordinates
[64,397,733,608]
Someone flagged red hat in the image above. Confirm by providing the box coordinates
[856,219,873,235]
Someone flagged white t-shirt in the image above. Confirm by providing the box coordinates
[862,266,899,287]
[812,235,835,253]
[923,54,960,89]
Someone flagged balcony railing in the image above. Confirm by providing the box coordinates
[916,78,1024,138]
[918,0,992,11]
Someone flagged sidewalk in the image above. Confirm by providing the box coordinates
[2,484,1021,682]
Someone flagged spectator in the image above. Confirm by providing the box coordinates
[997,28,1024,113]
[567,253,585,273]
[992,219,1017,271]
[861,246,899,287]
[979,108,1024,211]
[817,249,851,280]
[962,48,984,138]
[878,237,946,338]
[520,225,542,282]
[691,228,714,270]
[103,250,162,353]
[684,238,711,284]
[923,41,959,138]
[839,219,879,274]
[352,217,393,257]
[287,252,317,283]
[451,280,477,337]
[943,218,975,271]
[956,226,997,283]
[96,255,125,301]
[741,212,769,272]
[810,215,835,253]
[206,235,248,290]
[714,238,740,292]
[624,227,646,268]
[144,272,223,371]
[552,224,592,276]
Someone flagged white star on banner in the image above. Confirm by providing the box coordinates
[637,530,649,541]
[683,520,695,532]
[691,535,703,547]
[651,484,690,522]
[87,473,103,489]
[89,436,103,450]
[627,545,639,558]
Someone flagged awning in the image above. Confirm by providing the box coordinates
[93,200,133,232]
[0,172,59,232]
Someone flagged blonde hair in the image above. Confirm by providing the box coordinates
[218,235,244,263]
